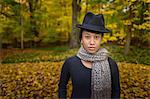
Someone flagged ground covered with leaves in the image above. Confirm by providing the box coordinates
[0,62,149,98]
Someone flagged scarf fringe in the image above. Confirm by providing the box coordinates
[91,89,112,99]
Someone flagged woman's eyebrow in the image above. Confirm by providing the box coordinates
[95,34,100,36]
[84,32,91,35]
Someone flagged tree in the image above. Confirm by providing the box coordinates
[0,0,29,49]
[69,0,81,48]
[132,1,150,48]
[27,0,41,37]
[109,0,150,54]
[19,0,24,49]
[39,0,72,44]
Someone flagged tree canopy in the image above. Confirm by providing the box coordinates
[0,0,149,50]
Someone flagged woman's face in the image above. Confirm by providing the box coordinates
[81,30,102,54]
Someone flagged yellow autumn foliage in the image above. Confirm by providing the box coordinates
[0,62,149,98]
[123,20,132,25]
[133,22,150,30]
[143,0,150,3]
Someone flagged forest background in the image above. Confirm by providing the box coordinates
[0,0,150,98]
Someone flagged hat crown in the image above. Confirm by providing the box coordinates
[77,12,111,33]
[83,12,105,27]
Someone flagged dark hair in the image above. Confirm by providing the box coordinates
[79,29,104,41]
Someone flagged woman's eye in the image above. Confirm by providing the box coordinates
[85,36,90,39]
[95,36,100,39]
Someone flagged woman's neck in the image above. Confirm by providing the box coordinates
[81,60,92,69]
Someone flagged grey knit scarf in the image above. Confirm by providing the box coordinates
[77,46,112,99]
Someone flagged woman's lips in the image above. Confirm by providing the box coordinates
[89,47,95,48]
[88,47,95,50]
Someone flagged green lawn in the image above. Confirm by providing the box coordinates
[1,45,150,65]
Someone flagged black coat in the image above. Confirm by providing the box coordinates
[58,56,120,99]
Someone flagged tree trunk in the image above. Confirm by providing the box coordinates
[28,0,39,37]
[69,0,79,48]
[124,25,132,55]
[20,13,24,49]
[0,35,2,49]
[0,35,2,64]
[20,1,24,49]
[124,4,134,55]
[99,3,102,14]
[21,24,24,49]
[85,0,88,13]
[138,1,145,47]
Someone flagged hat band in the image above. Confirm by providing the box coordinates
[81,24,105,30]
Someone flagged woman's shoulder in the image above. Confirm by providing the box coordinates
[108,57,117,66]
[64,55,80,64]
[108,57,119,73]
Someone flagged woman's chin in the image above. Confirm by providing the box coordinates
[87,50,97,54]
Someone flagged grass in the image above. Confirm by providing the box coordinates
[1,45,150,65]
[106,45,150,65]
[34,45,69,51]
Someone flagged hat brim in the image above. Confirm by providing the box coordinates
[76,24,111,33]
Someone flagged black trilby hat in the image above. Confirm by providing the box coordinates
[76,12,111,33]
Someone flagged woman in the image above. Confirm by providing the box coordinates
[58,12,120,99]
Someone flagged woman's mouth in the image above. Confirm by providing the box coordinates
[88,47,95,50]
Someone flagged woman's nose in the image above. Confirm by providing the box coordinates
[90,38,95,45]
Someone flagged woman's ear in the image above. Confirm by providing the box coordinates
[80,40,83,44]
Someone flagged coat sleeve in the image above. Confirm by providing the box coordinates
[108,57,120,99]
[58,59,70,99]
